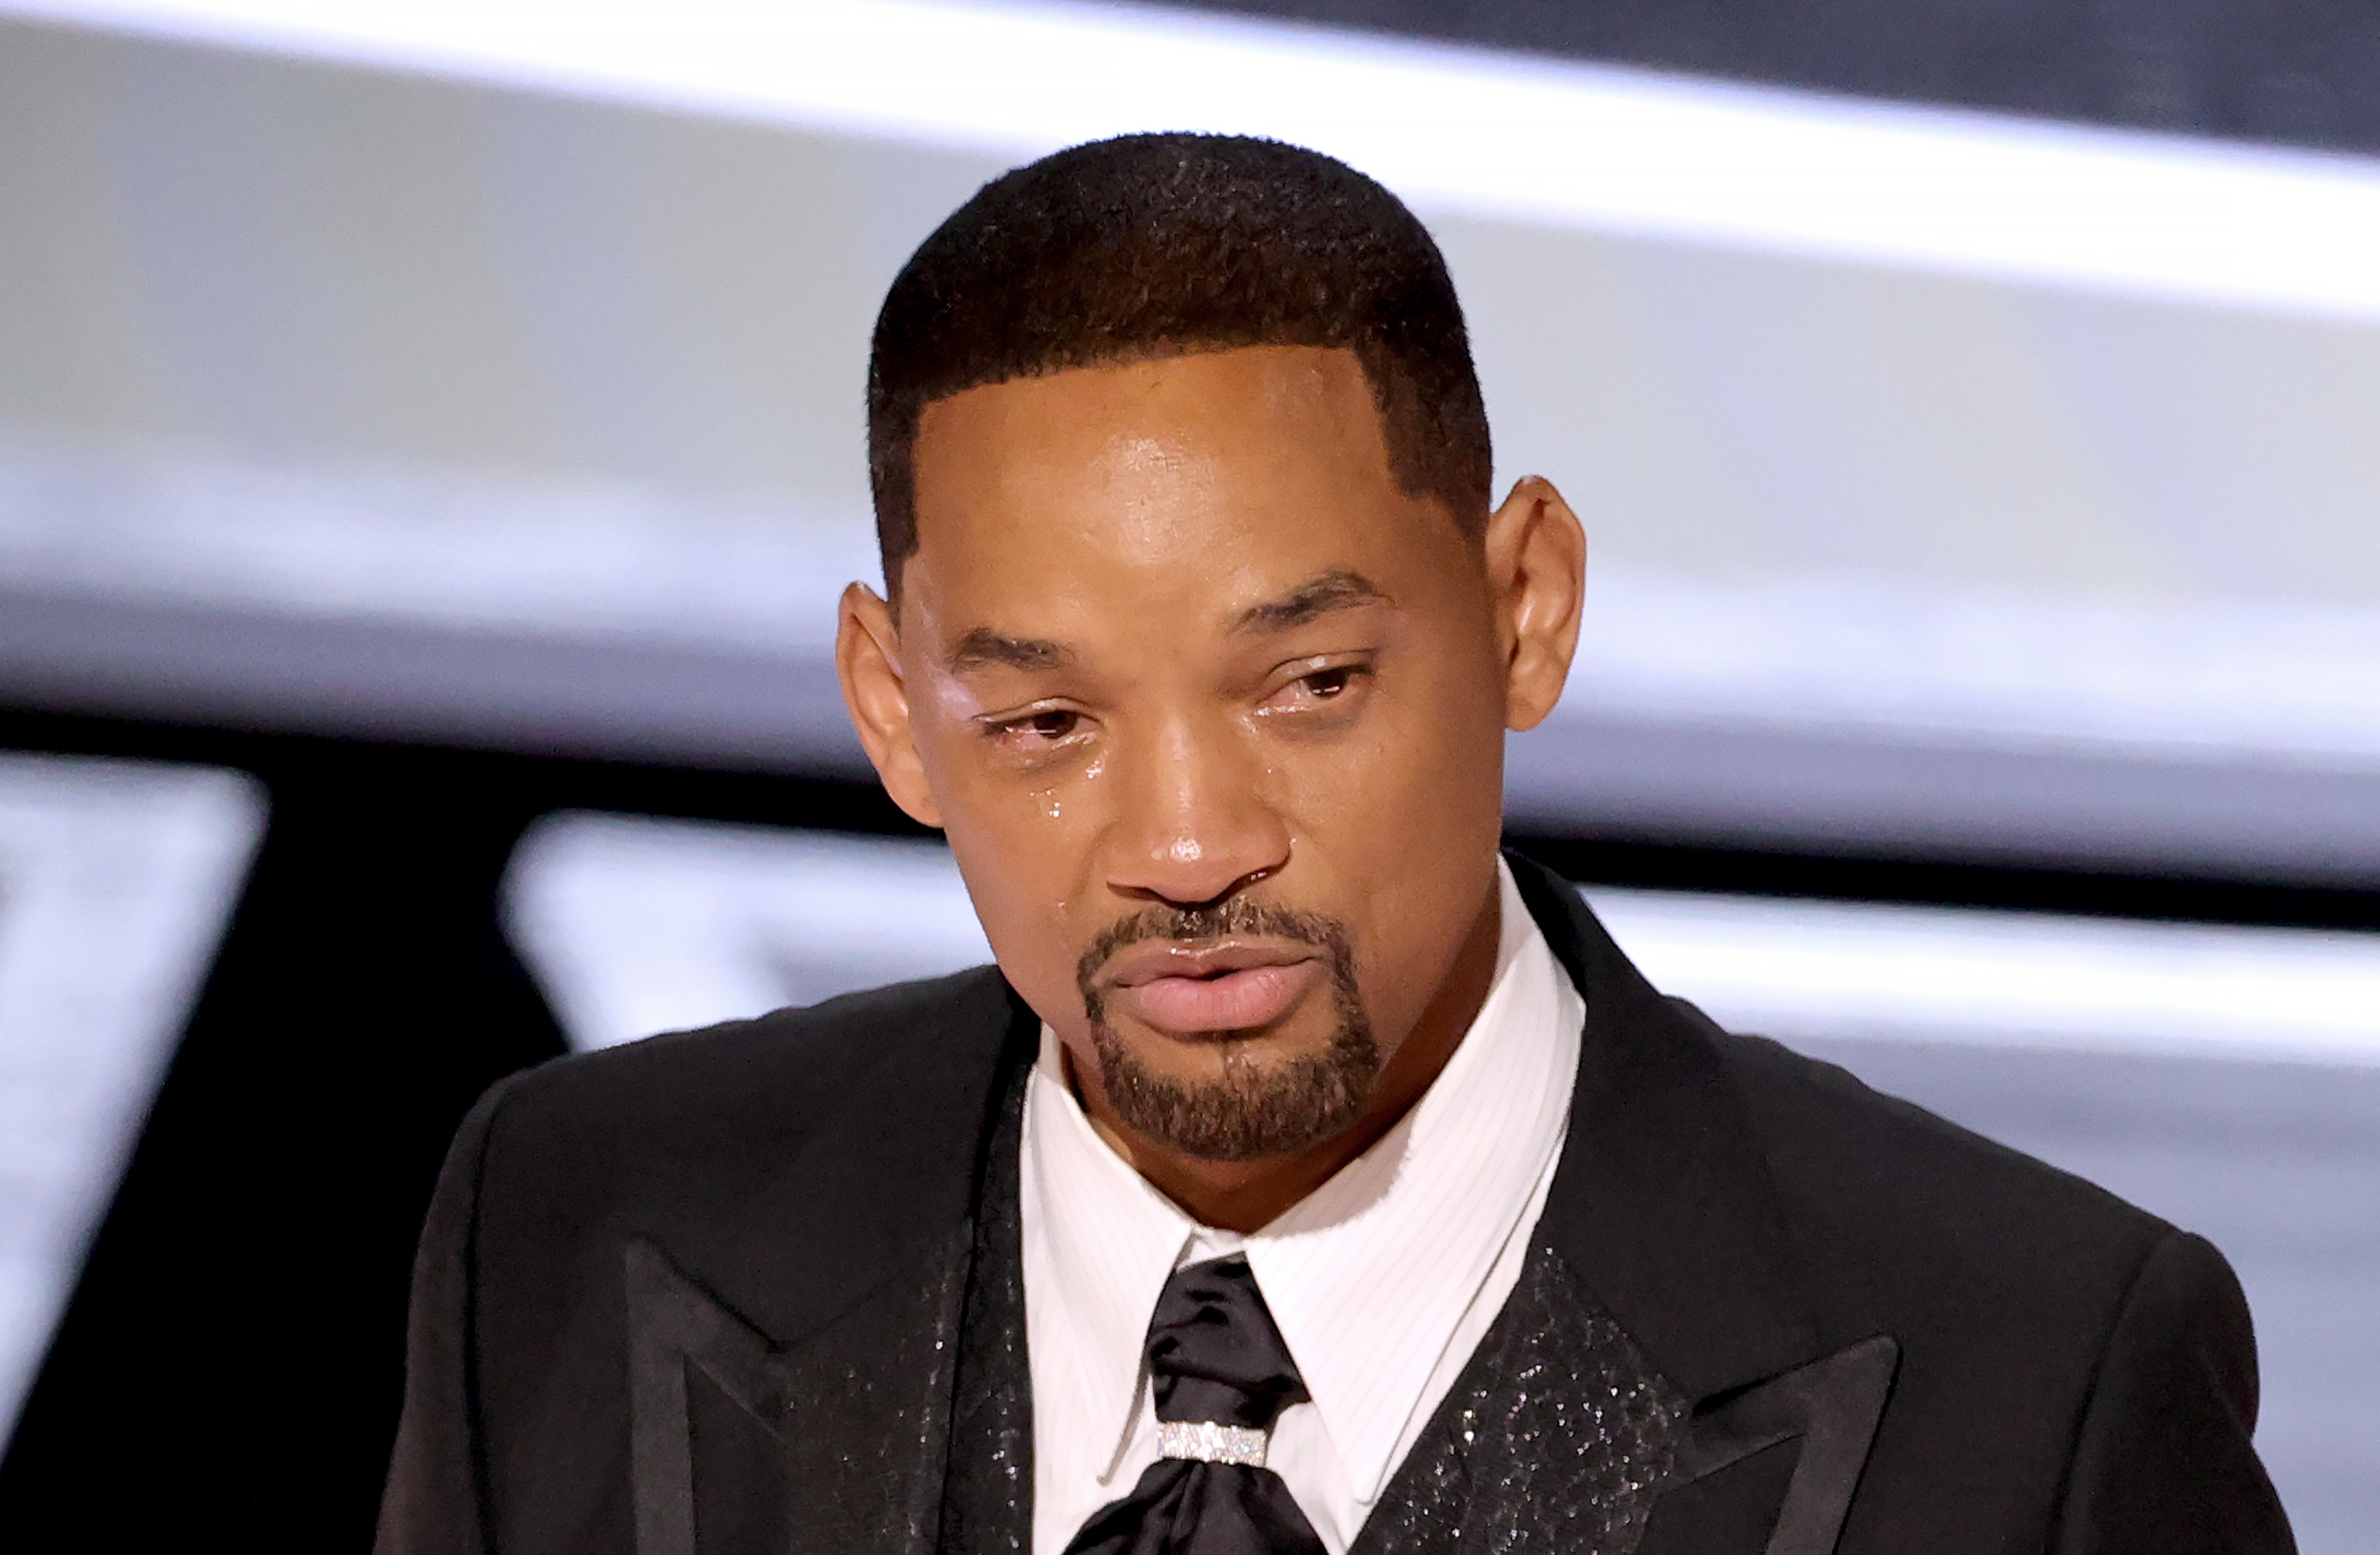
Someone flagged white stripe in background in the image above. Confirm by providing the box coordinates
[0,755,264,1449]
[501,816,2380,1067]
[502,814,991,1054]
[12,433,2380,768]
[9,0,2380,321]
[1586,888,2380,1067]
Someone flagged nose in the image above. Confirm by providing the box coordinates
[1103,710,1291,912]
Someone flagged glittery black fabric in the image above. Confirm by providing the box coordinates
[937,1059,1036,1555]
[774,1234,973,1554]
[623,1226,971,1555]
[1346,1243,1690,1555]
[927,1063,1686,1555]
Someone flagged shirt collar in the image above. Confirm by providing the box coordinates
[1021,1040,1196,1478]
[1021,858,1583,1499]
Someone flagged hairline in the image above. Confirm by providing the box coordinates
[882,340,1486,610]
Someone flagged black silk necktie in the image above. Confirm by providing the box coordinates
[1063,1256,1329,1555]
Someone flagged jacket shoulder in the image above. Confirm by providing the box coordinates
[384,968,1021,1551]
[461,964,1019,1275]
[490,964,1013,1156]
[1697,1006,2174,1306]
[1686,1007,2264,1551]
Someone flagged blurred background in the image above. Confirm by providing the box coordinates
[0,0,2375,1546]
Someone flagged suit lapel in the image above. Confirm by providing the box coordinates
[1659,1335,1899,1555]
[621,973,1041,1555]
[626,1229,980,1555]
[1508,854,1897,1555]
[625,1240,781,1555]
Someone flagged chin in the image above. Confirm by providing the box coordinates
[1087,1009,1382,1163]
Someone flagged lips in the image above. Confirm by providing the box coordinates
[1100,941,1326,1035]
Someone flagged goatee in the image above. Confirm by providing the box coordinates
[1077,899,1378,1162]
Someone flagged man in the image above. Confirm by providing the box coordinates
[379,135,2292,1555]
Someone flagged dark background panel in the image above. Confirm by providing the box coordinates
[0,711,924,1545]
[1190,0,2380,154]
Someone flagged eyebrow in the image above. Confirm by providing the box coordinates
[1230,569,1393,634]
[945,628,1074,675]
[942,569,1390,674]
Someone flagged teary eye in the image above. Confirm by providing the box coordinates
[992,708,1081,743]
[1260,656,1375,718]
[1303,666,1358,698]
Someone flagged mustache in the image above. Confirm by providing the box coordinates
[1075,898,1352,995]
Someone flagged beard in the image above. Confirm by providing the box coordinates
[1076,898,1379,1163]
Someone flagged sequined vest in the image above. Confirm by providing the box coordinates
[936,1088,1693,1555]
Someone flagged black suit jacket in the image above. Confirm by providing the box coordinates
[378,857,2293,1554]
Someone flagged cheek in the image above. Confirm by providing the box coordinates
[1280,642,1506,843]
[939,786,1104,1023]
[1277,654,1507,1033]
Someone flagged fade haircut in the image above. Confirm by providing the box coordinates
[866,133,1494,597]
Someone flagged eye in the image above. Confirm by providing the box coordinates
[1261,656,1374,715]
[986,708,1083,746]
[1300,665,1359,699]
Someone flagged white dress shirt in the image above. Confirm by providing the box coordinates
[1020,859,1585,1555]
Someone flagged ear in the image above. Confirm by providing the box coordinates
[1483,476,1587,733]
[835,582,945,829]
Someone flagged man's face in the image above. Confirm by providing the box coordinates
[842,345,1577,1168]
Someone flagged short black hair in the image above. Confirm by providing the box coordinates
[866,133,1493,595]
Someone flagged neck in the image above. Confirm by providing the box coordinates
[1071,878,1505,1233]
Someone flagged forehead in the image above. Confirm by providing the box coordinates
[905,345,1448,633]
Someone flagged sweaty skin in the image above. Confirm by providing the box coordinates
[838,345,1586,1230]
